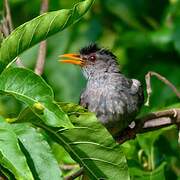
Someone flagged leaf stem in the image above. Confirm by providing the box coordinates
[4,0,13,32]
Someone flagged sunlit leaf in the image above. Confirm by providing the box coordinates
[0,0,95,72]
[17,103,130,180]
[12,123,63,180]
[0,68,72,128]
[0,119,33,180]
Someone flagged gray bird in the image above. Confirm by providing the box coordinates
[59,44,144,138]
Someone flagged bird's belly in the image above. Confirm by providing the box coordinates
[87,98,128,136]
[81,80,140,134]
[83,88,129,130]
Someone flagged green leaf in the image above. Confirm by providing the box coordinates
[129,162,166,180]
[0,164,15,180]
[0,120,33,180]
[137,126,176,170]
[12,123,63,180]
[0,0,95,72]
[0,68,73,128]
[18,103,130,180]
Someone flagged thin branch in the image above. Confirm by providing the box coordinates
[64,167,84,180]
[34,0,49,75]
[4,0,13,32]
[145,71,180,106]
[3,0,24,67]
[116,108,180,144]
[39,0,49,14]
[0,18,9,37]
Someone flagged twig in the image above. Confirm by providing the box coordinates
[34,0,49,75]
[116,108,180,144]
[64,167,84,180]
[3,0,24,67]
[4,0,13,32]
[145,71,180,106]
[0,18,9,37]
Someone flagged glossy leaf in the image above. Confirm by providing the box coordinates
[0,119,33,180]
[0,68,72,128]
[12,123,63,180]
[18,103,130,180]
[0,0,95,72]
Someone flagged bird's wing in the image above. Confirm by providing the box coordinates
[130,79,144,107]
[130,79,141,94]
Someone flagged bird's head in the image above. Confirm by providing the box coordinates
[59,44,120,79]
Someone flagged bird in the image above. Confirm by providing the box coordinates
[59,44,144,139]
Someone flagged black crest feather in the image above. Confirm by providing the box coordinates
[80,43,116,59]
[99,49,116,59]
[80,43,100,55]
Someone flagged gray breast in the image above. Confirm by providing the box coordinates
[80,72,143,135]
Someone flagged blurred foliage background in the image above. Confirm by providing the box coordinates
[0,0,180,179]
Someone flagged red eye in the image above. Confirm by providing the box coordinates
[89,55,96,62]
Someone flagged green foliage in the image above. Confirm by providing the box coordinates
[18,103,130,180]
[0,68,72,128]
[0,0,179,179]
[129,162,167,180]
[0,118,33,180]
[12,123,62,180]
[0,0,94,72]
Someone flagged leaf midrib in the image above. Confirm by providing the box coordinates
[36,123,100,180]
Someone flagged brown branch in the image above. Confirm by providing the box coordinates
[2,0,24,67]
[0,18,10,37]
[116,108,180,144]
[34,0,49,75]
[145,71,180,106]
[64,167,84,180]
[4,0,13,32]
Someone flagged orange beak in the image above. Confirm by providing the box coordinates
[59,53,84,66]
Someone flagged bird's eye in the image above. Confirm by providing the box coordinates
[89,55,96,62]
